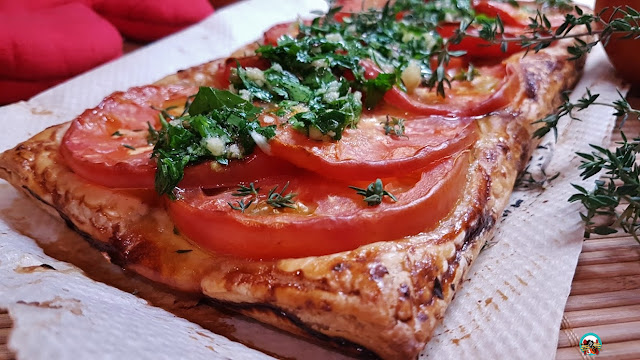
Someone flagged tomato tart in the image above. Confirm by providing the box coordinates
[0,1,587,358]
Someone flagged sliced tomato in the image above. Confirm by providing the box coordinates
[268,112,477,181]
[60,85,296,189]
[438,23,524,59]
[263,22,299,46]
[472,0,529,27]
[362,59,519,117]
[168,152,469,259]
[60,85,195,188]
[180,150,300,188]
[473,0,568,28]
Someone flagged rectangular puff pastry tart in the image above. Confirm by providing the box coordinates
[0,1,587,358]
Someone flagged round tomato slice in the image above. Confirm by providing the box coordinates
[263,21,300,46]
[268,112,477,181]
[362,59,519,117]
[212,56,271,89]
[168,152,469,259]
[60,85,196,188]
[473,0,567,28]
[472,0,530,27]
[60,85,296,189]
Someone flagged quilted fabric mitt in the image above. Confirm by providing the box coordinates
[92,0,214,42]
[0,0,215,105]
[0,2,122,104]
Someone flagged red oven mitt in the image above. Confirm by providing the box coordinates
[0,0,214,105]
[92,0,214,42]
[0,1,121,104]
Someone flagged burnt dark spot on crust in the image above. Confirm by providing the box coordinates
[462,213,496,252]
[417,312,428,322]
[399,283,410,298]
[433,278,444,300]
[496,142,509,155]
[40,263,56,270]
[21,185,127,267]
[209,299,382,359]
[524,70,538,99]
[450,283,455,291]
[332,262,346,272]
[368,263,388,281]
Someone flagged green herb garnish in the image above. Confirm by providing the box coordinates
[350,179,398,206]
[266,182,297,209]
[228,199,254,213]
[150,87,275,197]
[382,115,406,137]
[232,183,260,197]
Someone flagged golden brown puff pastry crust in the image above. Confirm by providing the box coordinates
[0,39,582,359]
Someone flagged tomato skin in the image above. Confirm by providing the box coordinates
[472,0,528,27]
[268,114,477,181]
[362,60,519,117]
[60,85,196,188]
[179,149,300,188]
[213,56,270,89]
[263,22,299,46]
[438,23,523,59]
[168,153,469,259]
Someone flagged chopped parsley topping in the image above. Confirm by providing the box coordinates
[150,87,275,196]
[228,0,481,140]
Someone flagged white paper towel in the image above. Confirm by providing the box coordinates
[0,0,627,359]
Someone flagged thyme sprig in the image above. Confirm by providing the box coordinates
[227,182,297,211]
[382,115,406,137]
[534,90,640,140]
[474,5,640,61]
[228,199,254,213]
[266,182,297,209]
[570,133,640,243]
[536,88,640,243]
[350,179,398,206]
[232,183,260,197]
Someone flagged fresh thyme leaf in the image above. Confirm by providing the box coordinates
[534,89,640,141]
[472,3,640,62]
[228,199,254,213]
[176,249,193,254]
[232,183,260,197]
[533,90,598,140]
[542,87,640,244]
[382,115,406,137]
[112,131,123,137]
[266,182,297,209]
[349,179,398,206]
[122,144,136,150]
